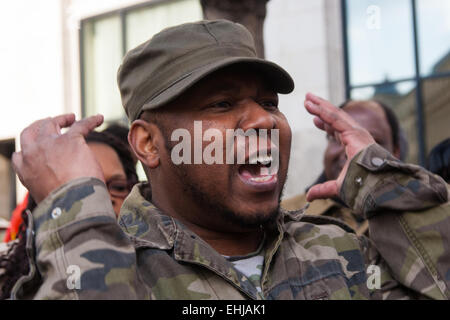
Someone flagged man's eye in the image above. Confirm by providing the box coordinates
[212,101,232,109]
[260,100,278,109]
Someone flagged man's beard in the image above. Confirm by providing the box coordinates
[184,172,282,229]
[179,167,282,229]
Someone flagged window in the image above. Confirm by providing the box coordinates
[417,0,450,76]
[82,15,124,123]
[343,0,450,165]
[81,0,202,124]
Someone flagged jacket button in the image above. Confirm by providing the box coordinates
[371,157,384,167]
[51,207,62,219]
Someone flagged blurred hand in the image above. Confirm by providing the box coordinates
[304,93,375,202]
[12,114,105,203]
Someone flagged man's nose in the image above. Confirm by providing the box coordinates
[238,100,276,132]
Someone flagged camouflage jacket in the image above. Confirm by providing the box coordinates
[10,144,450,300]
[281,193,369,236]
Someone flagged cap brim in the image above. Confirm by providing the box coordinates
[140,57,295,113]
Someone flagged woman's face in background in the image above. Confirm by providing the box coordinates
[88,143,130,217]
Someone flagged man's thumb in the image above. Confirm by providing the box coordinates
[306,180,339,202]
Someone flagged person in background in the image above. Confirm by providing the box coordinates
[85,131,138,216]
[282,100,406,236]
[426,138,450,183]
[3,193,32,243]
[0,129,137,299]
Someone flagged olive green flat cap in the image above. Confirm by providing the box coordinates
[117,19,295,122]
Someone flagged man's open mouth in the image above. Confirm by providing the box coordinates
[238,152,279,190]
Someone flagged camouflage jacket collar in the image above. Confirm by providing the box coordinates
[117,182,305,299]
[118,184,175,251]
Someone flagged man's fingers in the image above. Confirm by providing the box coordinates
[68,114,104,137]
[305,100,352,134]
[305,92,324,105]
[19,114,101,151]
[20,118,48,150]
[313,117,339,139]
[38,114,77,138]
[313,117,325,131]
[20,114,77,150]
[52,114,77,134]
[306,180,339,202]
[304,93,356,133]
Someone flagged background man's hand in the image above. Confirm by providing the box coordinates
[12,114,105,203]
[304,93,376,202]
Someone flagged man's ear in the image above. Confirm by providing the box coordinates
[129,120,161,169]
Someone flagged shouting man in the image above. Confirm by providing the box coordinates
[11,20,450,300]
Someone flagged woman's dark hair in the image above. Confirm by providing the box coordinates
[375,101,400,151]
[103,124,138,165]
[86,131,138,186]
[103,124,130,146]
[426,138,450,183]
[0,130,138,299]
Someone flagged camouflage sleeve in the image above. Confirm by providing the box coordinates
[23,178,149,300]
[341,143,448,218]
[341,144,450,299]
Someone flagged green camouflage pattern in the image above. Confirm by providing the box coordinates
[281,193,369,236]
[10,144,450,300]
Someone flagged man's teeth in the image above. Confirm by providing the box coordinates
[250,175,273,183]
[244,154,279,182]
[249,155,273,165]
[259,165,279,177]
[259,167,270,176]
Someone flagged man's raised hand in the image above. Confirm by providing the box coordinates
[12,114,105,203]
[304,93,376,202]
